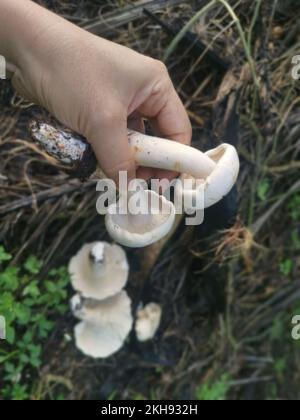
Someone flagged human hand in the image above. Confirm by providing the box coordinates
[1,0,192,183]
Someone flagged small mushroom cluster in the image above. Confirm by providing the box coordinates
[68,242,162,358]
[135,303,162,342]
[106,131,240,247]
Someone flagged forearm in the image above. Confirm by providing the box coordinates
[0,0,81,69]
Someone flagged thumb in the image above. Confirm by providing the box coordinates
[86,108,136,186]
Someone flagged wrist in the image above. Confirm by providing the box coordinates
[0,0,77,71]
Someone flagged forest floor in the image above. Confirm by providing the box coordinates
[0,0,299,400]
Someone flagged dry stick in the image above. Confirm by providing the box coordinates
[43,195,92,268]
[262,162,300,174]
[217,0,259,89]
[184,74,213,109]
[178,19,235,92]
[229,376,272,387]
[251,179,300,237]
[163,0,218,62]
[11,199,62,265]
[82,0,185,35]
[164,0,259,89]
[244,281,298,326]
[242,284,300,337]
[0,181,96,216]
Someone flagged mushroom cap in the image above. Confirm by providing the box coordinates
[175,144,239,211]
[204,144,240,208]
[135,303,162,342]
[105,190,176,248]
[68,242,129,300]
[72,291,133,358]
[175,174,205,214]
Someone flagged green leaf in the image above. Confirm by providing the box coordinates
[196,374,231,401]
[22,331,34,344]
[6,326,16,345]
[274,358,286,376]
[291,230,300,251]
[0,246,12,263]
[270,317,284,341]
[279,259,293,277]
[23,281,40,298]
[24,256,42,275]
[11,384,29,401]
[0,267,20,292]
[288,194,300,222]
[257,179,270,202]
[14,304,31,325]
[28,344,42,368]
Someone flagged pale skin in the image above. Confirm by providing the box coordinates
[0,0,192,184]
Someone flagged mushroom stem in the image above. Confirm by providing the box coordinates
[29,121,216,179]
[128,131,216,178]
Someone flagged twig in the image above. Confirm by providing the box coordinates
[0,181,96,215]
[144,7,229,70]
[251,179,300,236]
[82,0,184,35]
[217,0,260,89]
[163,0,217,62]
[247,0,263,54]
[262,162,300,174]
[229,376,272,387]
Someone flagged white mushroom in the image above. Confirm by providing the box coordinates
[68,242,129,300]
[105,189,176,248]
[30,123,215,179]
[128,131,216,178]
[71,291,133,358]
[135,303,162,342]
[30,123,240,246]
[105,132,218,247]
[175,143,240,212]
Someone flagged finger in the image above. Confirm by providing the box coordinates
[149,89,192,180]
[87,109,136,186]
[136,166,155,181]
[128,115,145,133]
[149,87,192,146]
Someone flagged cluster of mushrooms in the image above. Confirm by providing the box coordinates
[106,131,240,248]
[30,124,240,249]
[69,241,162,358]
[30,122,240,358]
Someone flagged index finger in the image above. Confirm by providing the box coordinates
[148,87,192,181]
[149,87,192,146]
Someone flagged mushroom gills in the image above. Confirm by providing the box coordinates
[175,143,240,212]
[105,189,176,248]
